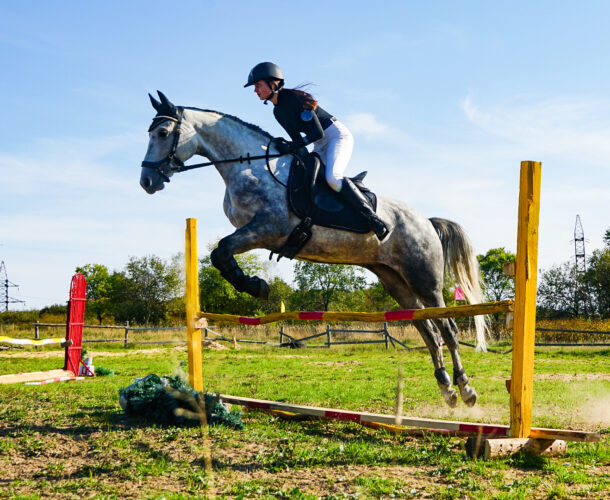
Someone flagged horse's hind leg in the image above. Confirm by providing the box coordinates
[413,280,478,407]
[366,265,459,408]
[432,317,477,407]
[389,254,478,407]
[414,319,460,408]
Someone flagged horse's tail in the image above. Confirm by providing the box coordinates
[429,217,488,352]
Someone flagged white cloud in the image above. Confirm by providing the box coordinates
[345,112,391,137]
[344,95,609,276]
[460,96,610,167]
[344,112,412,147]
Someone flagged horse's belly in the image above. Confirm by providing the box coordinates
[298,228,381,264]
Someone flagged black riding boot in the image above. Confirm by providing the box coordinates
[339,178,390,240]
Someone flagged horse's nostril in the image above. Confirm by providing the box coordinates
[141,177,153,189]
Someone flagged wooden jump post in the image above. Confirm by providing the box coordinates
[510,161,541,438]
[185,218,203,392]
[184,161,600,458]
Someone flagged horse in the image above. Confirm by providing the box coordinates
[140,91,487,408]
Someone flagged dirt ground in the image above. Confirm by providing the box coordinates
[3,421,608,499]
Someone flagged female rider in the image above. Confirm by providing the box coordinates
[244,62,389,240]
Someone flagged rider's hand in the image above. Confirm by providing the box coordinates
[272,137,294,154]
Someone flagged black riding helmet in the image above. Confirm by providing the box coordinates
[244,62,284,88]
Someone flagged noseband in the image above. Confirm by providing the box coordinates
[141,107,287,186]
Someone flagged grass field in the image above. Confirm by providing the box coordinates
[1,336,609,499]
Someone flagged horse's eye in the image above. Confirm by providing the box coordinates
[158,130,168,139]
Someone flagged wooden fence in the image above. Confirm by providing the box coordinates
[31,321,186,347]
[19,321,610,351]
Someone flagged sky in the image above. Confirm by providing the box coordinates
[1,1,608,310]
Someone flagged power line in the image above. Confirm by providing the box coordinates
[571,215,591,316]
[0,261,26,312]
[573,215,586,273]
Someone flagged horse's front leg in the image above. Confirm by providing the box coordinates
[210,215,275,299]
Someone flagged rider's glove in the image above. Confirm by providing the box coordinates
[272,137,295,155]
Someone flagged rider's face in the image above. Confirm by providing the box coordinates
[253,80,271,100]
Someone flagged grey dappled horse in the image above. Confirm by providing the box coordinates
[140,92,487,408]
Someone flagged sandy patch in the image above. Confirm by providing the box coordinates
[310,360,363,367]
[534,372,610,382]
[0,342,233,360]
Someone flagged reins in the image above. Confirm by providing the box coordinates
[141,107,288,187]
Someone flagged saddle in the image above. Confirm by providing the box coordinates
[287,153,377,232]
[273,153,378,260]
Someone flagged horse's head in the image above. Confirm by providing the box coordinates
[140,91,198,194]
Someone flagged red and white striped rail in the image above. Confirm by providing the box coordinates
[198,300,513,326]
[218,394,599,442]
[24,376,85,386]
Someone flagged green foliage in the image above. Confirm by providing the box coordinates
[119,374,243,428]
[537,229,610,319]
[0,309,39,325]
[586,248,610,318]
[537,249,609,319]
[38,303,68,315]
[537,262,585,318]
[109,255,182,325]
[290,262,367,311]
[38,303,68,322]
[442,268,458,307]
[259,276,294,315]
[477,247,516,302]
[359,281,399,311]
[75,263,111,324]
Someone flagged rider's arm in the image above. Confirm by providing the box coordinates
[273,92,324,148]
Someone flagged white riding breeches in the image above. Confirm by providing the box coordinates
[312,120,354,192]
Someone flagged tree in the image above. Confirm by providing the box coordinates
[109,255,182,325]
[362,281,399,311]
[537,262,586,318]
[259,276,294,315]
[603,227,610,248]
[75,264,111,324]
[585,248,610,318]
[477,248,516,302]
[291,262,367,311]
[441,269,458,307]
[353,281,400,312]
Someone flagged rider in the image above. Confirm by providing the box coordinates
[244,62,389,240]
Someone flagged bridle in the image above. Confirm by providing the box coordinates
[141,106,288,186]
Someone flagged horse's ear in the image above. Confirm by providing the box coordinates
[156,90,177,115]
[157,90,171,105]
[149,93,162,111]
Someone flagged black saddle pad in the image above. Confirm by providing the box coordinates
[287,153,377,233]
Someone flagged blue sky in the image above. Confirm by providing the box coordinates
[1,1,608,309]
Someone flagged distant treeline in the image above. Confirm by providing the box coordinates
[2,229,608,327]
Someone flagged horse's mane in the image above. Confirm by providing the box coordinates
[184,107,272,140]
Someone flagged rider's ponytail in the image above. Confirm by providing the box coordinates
[283,86,318,111]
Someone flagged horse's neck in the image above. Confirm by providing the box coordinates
[187,109,270,183]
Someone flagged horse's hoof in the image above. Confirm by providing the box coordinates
[459,384,477,407]
[439,385,458,408]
